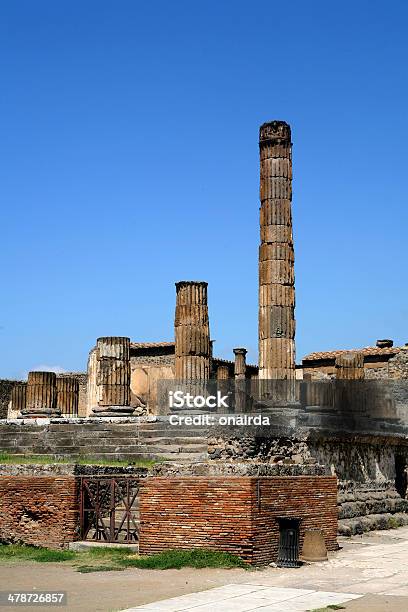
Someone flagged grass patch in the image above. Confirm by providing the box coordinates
[0,544,248,572]
[0,452,156,468]
[387,516,399,530]
[76,564,124,573]
[117,548,248,570]
[87,547,132,559]
[0,544,76,563]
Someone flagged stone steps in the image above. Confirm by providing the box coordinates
[0,419,209,464]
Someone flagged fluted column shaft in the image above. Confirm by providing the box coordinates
[258,121,295,380]
[96,337,130,406]
[56,377,79,415]
[174,281,210,379]
[23,371,60,417]
[11,383,27,415]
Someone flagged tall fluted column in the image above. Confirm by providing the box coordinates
[91,337,134,415]
[22,371,60,417]
[174,281,210,379]
[258,121,295,381]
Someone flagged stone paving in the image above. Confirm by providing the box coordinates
[123,584,361,611]
[123,527,408,612]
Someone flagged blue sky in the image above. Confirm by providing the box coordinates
[1,0,407,378]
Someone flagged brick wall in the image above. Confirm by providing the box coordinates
[251,476,338,564]
[0,476,79,549]
[140,477,254,560]
[139,476,338,564]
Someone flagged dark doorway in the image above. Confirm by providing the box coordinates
[395,455,407,498]
[277,517,301,568]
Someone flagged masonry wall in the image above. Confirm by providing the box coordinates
[251,476,338,564]
[389,350,408,379]
[139,476,338,564]
[0,475,78,549]
[0,419,147,461]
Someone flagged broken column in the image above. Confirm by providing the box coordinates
[22,371,60,417]
[335,352,365,414]
[92,336,134,416]
[217,364,230,380]
[234,348,247,412]
[174,281,210,380]
[335,352,365,380]
[258,121,295,382]
[56,376,79,416]
[233,348,247,379]
[8,383,27,418]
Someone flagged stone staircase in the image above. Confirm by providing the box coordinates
[0,418,209,464]
[137,420,208,463]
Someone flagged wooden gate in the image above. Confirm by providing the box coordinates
[79,476,140,543]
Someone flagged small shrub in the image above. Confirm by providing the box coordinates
[387,516,399,529]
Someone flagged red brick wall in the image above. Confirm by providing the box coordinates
[251,476,338,564]
[0,476,79,549]
[139,477,254,560]
[139,476,338,564]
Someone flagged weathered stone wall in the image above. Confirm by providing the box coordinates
[338,481,408,535]
[206,432,408,534]
[0,380,24,419]
[139,475,338,564]
[0,475,78,549]
[389,349,408,379]
[131,354,174,367]
[303,363,390,381]
[363,365,390,380]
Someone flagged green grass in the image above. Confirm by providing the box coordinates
[0,544,76,563]
[117,548,248,570]
[0,452,156,468]
[387,516,399,529]
[76,564,125,573]
[0,544,248,572]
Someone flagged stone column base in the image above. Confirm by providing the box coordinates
[91,405,136,417]
[19,408,61,419]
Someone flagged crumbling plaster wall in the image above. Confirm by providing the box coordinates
[130,357,174,413]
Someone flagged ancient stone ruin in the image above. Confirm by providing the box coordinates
[1,120,408,559]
